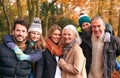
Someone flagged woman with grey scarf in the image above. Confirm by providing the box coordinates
[58,24,87,78]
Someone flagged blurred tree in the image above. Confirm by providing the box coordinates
[118,10,120,37]
[16,0,23,18]
[26,0,42,23]
[27,0,36,23]
[0,0,12,33]
[0,12,7,41]
[0,0,120,38]
[40,0,61,36]
[57,17,75,29]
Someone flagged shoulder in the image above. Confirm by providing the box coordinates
[2,35,13,43]
[0,42,11,53]
[74,44,82,50]
[109,36,120,49]
[43,48,49,53]
[72,44,83,54]
[111,35,120,43]
[42,48,51,55]
[72,44,86,60]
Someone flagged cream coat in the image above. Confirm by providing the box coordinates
[58,43,87,78]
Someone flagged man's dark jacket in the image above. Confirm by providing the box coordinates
[80,33,120,78]
[0,35,33,78]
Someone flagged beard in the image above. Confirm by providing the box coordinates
[14,35,27,43]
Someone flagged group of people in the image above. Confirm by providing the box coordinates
[0,14,120,78]
[79,14,120,78]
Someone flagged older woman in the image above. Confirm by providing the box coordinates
[58,24,87,78]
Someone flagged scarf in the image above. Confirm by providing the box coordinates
[88,33,104,78]
[46,38,62,56]
[62,38,78,59]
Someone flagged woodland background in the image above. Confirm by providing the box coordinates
[0,0,120,41]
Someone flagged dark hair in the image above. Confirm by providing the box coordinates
[105,23,114,35]
[13,19,29,31]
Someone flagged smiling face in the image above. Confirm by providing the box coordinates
[63,29,75,44]
[13,24,28,42]
[29,31,41,42]
[81,22,91,32]
[91,18,105,38]
[50,29,61,44]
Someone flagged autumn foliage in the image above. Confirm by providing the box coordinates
[111,69,120,78]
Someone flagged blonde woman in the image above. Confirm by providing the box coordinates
[36,24,62,78]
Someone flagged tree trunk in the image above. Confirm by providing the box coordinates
[109,0,113,24]
[16,0,23,18]
[35,0,39,17]
[118,11,120,37]
[2,0,11,33]
[27,0,35,23]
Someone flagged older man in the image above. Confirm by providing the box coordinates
[80,16,120,78]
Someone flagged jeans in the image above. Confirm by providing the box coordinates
[29,72,34,78]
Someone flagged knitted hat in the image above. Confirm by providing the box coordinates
[78,15,91,27]
[28,17,42,34]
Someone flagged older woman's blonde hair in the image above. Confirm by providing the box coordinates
[60,24,82,46]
